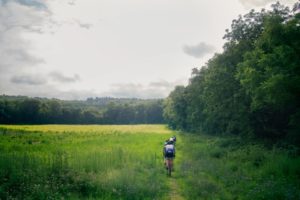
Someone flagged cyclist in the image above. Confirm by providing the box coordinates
[163,140,175,173]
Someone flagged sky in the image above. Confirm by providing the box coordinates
[0,0,297,99]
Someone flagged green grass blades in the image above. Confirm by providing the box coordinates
[2,125,298,199]
[176,133,300,200]
[0,125,173,199]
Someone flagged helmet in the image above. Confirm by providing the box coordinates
[167,140,174,145]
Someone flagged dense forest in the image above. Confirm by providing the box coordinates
[164,3,300,146]
[0,95,164,124]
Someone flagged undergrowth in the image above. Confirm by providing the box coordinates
[176,133,300,200]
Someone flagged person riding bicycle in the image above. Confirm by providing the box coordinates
[163,139,175,168]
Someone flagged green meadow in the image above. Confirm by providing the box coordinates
[175,134,300,200]
[0,125,299,199]
[0,125,174,199]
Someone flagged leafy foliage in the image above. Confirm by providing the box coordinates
[164,3,300,144]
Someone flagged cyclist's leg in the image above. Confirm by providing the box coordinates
[166,158,170,168]
[171,157,174,171]
[165,158,171,176]
[164,157,169,169]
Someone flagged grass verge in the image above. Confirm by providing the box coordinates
[176,133,300,200]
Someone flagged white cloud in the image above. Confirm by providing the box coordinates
[67,0,77,6]
[0,0,258,99]
[49,71,80,83]
[239,0,274,8]
[1,79,183,100]
[183,42,215,58]
[101,80,186,99]
[0,3,49,98]
[11,74,47,85]
[73,19,93,29]
[0,1,82,97]
[0,0,49,93]
[238,0,295,9]
[0,0,47,9]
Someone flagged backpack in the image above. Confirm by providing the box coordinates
[165,144,175,157]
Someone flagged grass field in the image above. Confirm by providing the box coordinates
[0,125,299,199]
[175,133,300,200]
[0,125,174,199]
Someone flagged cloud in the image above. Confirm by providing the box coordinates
[238,0,294,9]
[0,1,48,98]
[103,80,186,99]
[0,1,88,99]
[239,0,273,8]
[1,82,98,100]
[9,71,80,86]
[0,0,47,65]
[67,0,76,6]
[149,80,175,88]
[49,71,80,83]
[33,88,97,100]
[11,74,47,85]
[0,1,48,77]
[182,42,215,58]
[74,19,93,29]
[2,79,182,100]
[0,0,47,9]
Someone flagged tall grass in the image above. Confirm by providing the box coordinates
[0,125,173,199]
[176,133,300,200]
[2,125,297,199]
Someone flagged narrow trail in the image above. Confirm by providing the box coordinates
[168,177,185,200]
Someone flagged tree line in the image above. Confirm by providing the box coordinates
[163,3,300,145]
[0,95,164,124]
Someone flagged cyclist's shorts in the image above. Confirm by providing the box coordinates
[165,155,174,159]
[165,151,174,158]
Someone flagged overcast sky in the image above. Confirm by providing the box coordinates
[0,0,296,99]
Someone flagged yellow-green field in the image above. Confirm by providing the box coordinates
[0,125,173,134]
[0,125,175,199]
[1,125,299,200]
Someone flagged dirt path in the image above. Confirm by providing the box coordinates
[168,177,185,200]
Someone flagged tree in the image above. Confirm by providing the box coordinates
[236,14,300,139]
[19,99,41,124]
[163,86,187,130]
[163,3,300,145]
